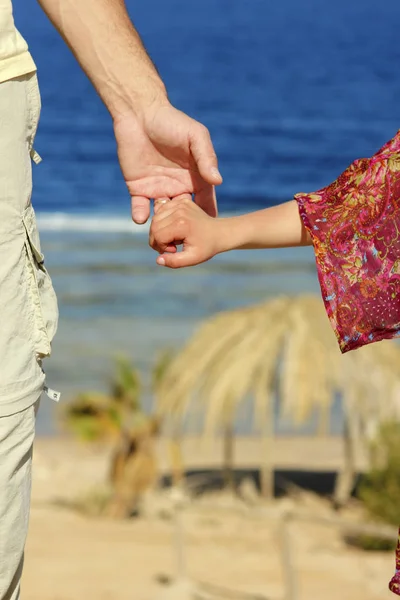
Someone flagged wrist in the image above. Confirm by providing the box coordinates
[110,79,169,124]
[213,216,250,254]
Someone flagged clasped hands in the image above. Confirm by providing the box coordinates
[149,195,222,269]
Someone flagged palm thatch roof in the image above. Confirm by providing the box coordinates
[155,295,400,439]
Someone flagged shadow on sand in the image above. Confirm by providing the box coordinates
[161,468,362,499]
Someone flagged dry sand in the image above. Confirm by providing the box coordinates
[22,436,395,600]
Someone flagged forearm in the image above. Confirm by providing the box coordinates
[37,0,167,120]
[215,200,312,253]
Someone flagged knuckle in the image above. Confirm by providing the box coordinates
[177,217,188,228]
[199,123,210,139]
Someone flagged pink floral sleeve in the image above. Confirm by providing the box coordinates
[294,131,400,354]
[295,132,400,596]
[390,534,400,596]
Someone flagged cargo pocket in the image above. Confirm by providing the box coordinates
[22,203,59,359]
[26,72,42,164]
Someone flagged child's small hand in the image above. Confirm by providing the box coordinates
[150,196,222,268]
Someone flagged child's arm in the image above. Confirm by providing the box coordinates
[216,200,311,251]
[150,197,312,268]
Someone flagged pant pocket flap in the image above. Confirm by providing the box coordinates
[22,204,44,265]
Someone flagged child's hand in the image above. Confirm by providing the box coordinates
[149,196,222,268]
[149,198,310,267]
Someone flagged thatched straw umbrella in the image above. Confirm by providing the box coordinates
[155,294,400,505]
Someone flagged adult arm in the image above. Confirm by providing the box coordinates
[37,0,222,222]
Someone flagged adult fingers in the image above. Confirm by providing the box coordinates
[189,124,222,188]
[131,196,151,224]
[194,184,218,218]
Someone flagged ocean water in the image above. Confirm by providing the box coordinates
[12,0,400,435]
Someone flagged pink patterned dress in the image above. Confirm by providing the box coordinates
[294,131,400,594]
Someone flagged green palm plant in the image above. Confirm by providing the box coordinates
[63,355,143,443]
[62,355,168,517]
[155,294,400,504]
[110,354,141,411]
[63,391,120,442]
[152,348,176,391]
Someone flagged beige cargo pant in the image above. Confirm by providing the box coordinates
[0,72,58,599]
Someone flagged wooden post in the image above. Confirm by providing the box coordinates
[280,512,298,600]
[223,423,235,492]
[171,488,187,580]
[333,412,356,508]
[169,422,185,488]
[260,395,274,500]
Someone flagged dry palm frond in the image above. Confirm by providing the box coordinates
[279,296,337,424]
[107,415,159,518]
[201,307,275,434]
[157,309,253,415]
[155,294,400,459]
[152,348,176,393]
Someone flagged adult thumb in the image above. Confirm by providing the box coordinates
[190,125,222,186]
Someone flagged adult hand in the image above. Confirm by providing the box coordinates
[114,102,222,224]
[38,0,221,224]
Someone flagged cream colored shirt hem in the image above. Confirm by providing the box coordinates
[0,51,36,84]
[0,371,44,417]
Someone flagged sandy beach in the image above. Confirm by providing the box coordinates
[22,435,395,600]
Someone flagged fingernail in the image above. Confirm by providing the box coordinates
[157,257,166,266]
[132,210,146,224]
[211,167,222,180]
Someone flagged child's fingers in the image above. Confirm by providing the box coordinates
[164,244,178,253]
[154,195,190,212]
[153,204,182,224]
[153,198,171,214]
[153,198,183,252]
[149,219,186,253]
[153,195,192,222]
[157,248,199,269]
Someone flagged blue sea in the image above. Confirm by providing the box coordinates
[13,0,400,435]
